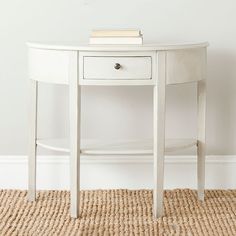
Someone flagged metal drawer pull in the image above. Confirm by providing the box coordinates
[114,63,121,70]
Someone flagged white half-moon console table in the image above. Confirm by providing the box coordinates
[27,42,208,218]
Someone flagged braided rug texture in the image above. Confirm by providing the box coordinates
[0,189,236,235]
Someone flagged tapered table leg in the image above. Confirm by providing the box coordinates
[69,52,80,218]
[153,52,166,218]
[197,79,206,200]
[28,80,38,201]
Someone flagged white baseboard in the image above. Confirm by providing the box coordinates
[0,155,236,190]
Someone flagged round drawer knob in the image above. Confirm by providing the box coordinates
[114,63,121,70]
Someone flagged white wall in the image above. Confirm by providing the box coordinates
[0,0,236,156]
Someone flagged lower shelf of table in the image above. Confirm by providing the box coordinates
[36,139,197,155]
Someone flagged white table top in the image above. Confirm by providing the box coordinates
[27,42,209,51]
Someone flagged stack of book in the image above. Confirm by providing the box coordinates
[89,29,143,45]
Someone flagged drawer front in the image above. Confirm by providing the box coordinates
[83,56,152,80]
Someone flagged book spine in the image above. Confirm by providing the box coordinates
[91,30,141,37]
[89,37,143,45]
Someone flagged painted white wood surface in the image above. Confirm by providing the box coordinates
[68,52,80,218]
[28,42,208,219]
[36,139,197,154]
[27,80,38,201]
[166,48,207,85]
[29,48,70,84]
[153,51,166,218]
[83,56,151,80]
[27,42,209,51]
[197,79,207,200]
[2,155,236,190]
[79,51,156,86]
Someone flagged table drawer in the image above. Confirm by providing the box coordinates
[83,56,152,80]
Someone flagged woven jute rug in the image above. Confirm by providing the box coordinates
[0,189,236,236]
